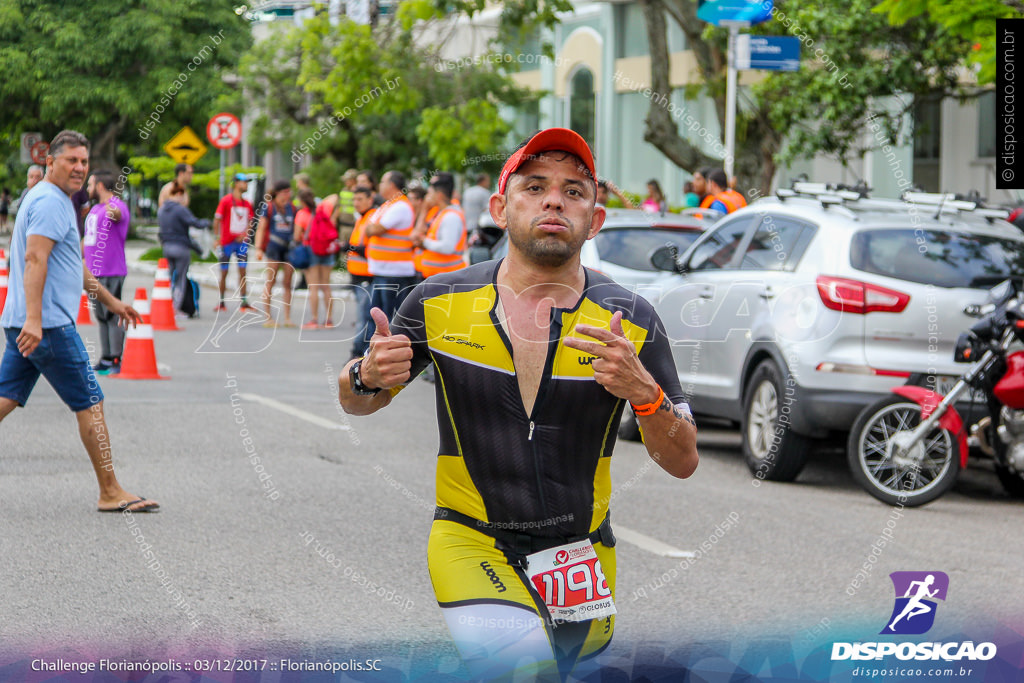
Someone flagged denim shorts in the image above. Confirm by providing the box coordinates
[220,241,249,270]
[0,324,104,412]
[310,252,336,267]
[265,239,290,264]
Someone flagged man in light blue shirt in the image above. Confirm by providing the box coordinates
[0,130,159,513]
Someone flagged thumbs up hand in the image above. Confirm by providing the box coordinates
[360,307,413,390]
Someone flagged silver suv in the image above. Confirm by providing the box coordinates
[648,184,1024,482]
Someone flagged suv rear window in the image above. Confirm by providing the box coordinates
[594,227,701,272]
[850,229,1024,288]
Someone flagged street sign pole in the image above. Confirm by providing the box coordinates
[219,148,226,198]
[698,3,773,180]
[721,20,748,180]
[725,23,740,179]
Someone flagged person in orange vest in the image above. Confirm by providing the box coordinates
[348,185,376,359]
[363,170,416,322]
[699,168,747,214]
[413,172,467,281]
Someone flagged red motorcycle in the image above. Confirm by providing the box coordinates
[848,279,1024,506]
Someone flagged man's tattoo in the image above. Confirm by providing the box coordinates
[658,395,696,426]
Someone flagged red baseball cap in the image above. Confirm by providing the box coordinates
[497,128,596,194]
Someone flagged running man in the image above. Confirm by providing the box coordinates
[0,130,158,513]
[339,128,698,680]
[888,574,939,631]
[214,173,256,312]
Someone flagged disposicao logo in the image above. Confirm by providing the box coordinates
[831,571,997,663]
[881,571,948,635]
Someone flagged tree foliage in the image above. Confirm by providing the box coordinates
[0,0,251,167]
[416,0,972,194]
[638,0,971,192]
[874,0,1024,84]
[755,0,970,163]
[234,10,535,180]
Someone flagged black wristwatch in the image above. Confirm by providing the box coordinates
[350,359,382,396]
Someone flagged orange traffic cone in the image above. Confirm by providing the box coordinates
[150,258,180,331]
[0,249,7,315]
[116,288,169,380]
[76,290,93,325]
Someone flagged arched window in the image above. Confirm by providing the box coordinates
[568,67,596,149]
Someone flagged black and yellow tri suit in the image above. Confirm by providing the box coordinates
[390,259,685,665]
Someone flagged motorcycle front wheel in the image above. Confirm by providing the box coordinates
[848,396,961,507]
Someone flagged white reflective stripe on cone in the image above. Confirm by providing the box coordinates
[156,269,170,279]
[0,277,7,286]
[127,324,153,339]
[134,300,151,315]
[152,287,172,299]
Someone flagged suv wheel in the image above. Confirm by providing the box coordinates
[742,360,810,482]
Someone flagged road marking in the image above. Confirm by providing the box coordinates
[237,393,350,431]
[614,525,696,558]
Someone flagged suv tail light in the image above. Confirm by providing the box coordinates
[816,276,910,314]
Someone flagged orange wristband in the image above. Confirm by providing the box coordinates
[631,386,665,417]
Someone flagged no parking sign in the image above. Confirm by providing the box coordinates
[207,113,242,149]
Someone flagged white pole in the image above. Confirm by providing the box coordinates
[219,148,226,198]
[724,23,739,179]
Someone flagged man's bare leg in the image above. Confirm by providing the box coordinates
[238,266,248,304]
[218,267,228,305]
[76,401,159,512]
[0,397,18,422]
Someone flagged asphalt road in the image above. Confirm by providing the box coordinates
[1,270,1022,681]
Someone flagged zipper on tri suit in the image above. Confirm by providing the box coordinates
[528,421,535,441]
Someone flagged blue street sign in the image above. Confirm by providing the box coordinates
[735,35,800,71]
[697,0,773,27]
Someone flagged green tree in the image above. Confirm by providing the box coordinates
[410,0,970,194]
[0,0,252,167]
[874,0,1024,83]
[639,0,971,192]
[234,10,534,179]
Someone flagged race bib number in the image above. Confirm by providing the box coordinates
[525,539,615,622]
[229,207,249,236]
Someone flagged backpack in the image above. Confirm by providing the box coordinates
[308,203,339,256]
[174,271,200,318]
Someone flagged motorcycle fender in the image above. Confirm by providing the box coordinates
[892,385,969,468]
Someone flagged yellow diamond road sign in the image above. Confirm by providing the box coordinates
[163,126,208,165]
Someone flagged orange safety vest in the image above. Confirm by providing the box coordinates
[365,194,415,265]
[418,205,467,278]
[413,206,440,275]
[711,189,747,214]
[699,194,715,209]
[346,212,371,277]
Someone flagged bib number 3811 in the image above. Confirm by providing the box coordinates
[525,539,616,622]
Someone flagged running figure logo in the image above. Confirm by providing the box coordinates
[881,571,949,635]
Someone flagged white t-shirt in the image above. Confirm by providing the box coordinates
[368,199,416,277]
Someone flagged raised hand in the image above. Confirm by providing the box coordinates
[564,311,659,405]
[361,307,414,390]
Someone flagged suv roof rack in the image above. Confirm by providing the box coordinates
[900,191,1010,222]
[773,182,1010,223]
[776,182,867,214]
